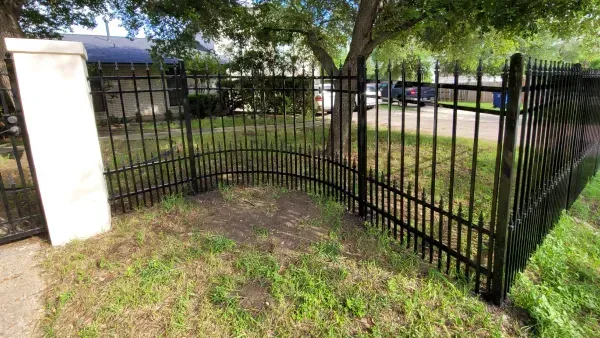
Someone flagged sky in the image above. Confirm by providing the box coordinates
[69,15,230,56]
[70,17,145,38]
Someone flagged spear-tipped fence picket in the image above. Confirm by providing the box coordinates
[89,53,600,303]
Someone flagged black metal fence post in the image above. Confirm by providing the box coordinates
[179,61,199,194]
[357,56,368,218]
[566,64,583,208]
[491,53,525,305]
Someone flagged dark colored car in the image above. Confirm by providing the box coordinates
[379,81,436,106]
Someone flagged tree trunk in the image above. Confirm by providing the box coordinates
[0,1,26,115]
[323,0,378,158]
[325,58,358,159]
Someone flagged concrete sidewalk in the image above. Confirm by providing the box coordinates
[0,237,46,338]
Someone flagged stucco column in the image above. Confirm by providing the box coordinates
[5,38,111,246]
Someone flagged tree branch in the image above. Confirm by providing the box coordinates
[263,26,338,74]
[362,15,426,55]
[346,0,380,61]
[265,26,308,35]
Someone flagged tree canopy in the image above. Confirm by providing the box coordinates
[2,0,599,151]
[2,0,599,73]
[1,1,108,40]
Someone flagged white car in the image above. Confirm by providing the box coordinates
[315,83,379,113]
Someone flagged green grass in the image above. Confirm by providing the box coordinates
[439,101,498,110]
[0,153,11,166]
[101,122,499,219]
[510,174,600,338]
[160,193,191,213]
[137,114,309,133]
[202,234,237,254]
[250,224,270,239]
[100,121,499,274]
[41,186,525,337]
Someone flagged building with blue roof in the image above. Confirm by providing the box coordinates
[62,34,222,120]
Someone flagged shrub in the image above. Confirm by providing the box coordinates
[187,77,313,118]
[188,88,243,118]
[188,93,220,118]
[108,116,122,125]
[164,109,174,123]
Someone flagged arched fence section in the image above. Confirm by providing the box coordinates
[90,54,600,303]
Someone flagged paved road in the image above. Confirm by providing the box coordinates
[356,105,518,142]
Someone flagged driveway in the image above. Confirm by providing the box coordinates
[357,104,513,142]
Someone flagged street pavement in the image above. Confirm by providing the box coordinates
[99,104,522,144]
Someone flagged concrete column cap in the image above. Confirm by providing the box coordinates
[5,38,88,61]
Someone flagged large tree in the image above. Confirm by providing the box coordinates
[0,0,109,65]
[250,0,598,155]
[0,0,107,112]
[3,0,598,154]
[115,0,597,155]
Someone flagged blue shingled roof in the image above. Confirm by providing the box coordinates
[62,34,210,64]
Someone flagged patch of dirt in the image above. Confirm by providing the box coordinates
[191,188,333,253]
[237,280,274,314]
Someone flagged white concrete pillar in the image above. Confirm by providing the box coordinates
[5,38,111,246]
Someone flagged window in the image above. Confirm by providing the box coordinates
[89,78,105,112]
[393,81,403,88]
[165,66,181,107]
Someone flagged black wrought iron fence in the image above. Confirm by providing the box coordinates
[89,53,600,303]
[0,56,46,244]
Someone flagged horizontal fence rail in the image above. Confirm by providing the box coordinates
[89,53,600,303]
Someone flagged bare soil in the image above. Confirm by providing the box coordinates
[193,189,333,251]
[237,280,274,314]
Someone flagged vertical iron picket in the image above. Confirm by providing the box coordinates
[357,56,368,218]
[180,62,198,194]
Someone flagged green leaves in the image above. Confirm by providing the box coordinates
[19,0,107,38]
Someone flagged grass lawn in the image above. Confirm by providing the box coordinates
[137,114,309,133]
[439,101,498,111]
[42,186,526,337]
[510,174,600,337]
[101,124,499,220]
[100,123,500,275]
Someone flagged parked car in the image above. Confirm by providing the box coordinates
[379,81,436,106]
[315,83,379,113]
